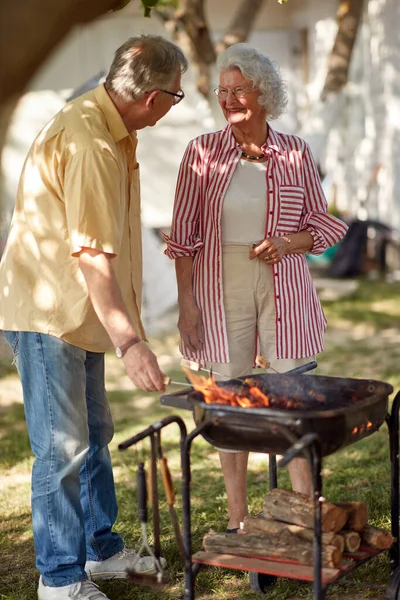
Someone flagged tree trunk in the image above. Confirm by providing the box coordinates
[175,0,216,97]
[0,0,121,106]
[215,0,266,53]
[321,0,365,99]
[298,0,364,163]
[0,0,124,216]
[156,0,265,102]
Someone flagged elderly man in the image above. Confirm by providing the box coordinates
[0,35,187,600]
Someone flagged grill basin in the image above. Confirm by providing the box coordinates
[161,373,393,456]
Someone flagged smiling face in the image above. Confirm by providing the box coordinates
[217,68,265,126]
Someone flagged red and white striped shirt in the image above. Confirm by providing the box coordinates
[163,125,348,363]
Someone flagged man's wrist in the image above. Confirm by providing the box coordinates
[115,335,142,358]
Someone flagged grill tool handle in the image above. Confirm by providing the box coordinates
[137,462,148,524]
[160,458,175,505]
[285,361,317,376]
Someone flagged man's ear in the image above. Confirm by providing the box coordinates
[145,90,159,108]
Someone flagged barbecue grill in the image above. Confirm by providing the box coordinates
[119,365,400,600]
[161,367,392,456]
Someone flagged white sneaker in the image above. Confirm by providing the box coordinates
[38,577,110,599]
[85,547,166,580]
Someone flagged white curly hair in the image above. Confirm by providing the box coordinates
[217,43,288,120]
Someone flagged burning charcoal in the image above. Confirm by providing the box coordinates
[248,387,270,407]
[308,390,326,402]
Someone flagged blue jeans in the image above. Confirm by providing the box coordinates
[4,331,124,587]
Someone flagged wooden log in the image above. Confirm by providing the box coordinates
[203,531,342,568]
[335,502,368,531]
[332,533,346,553]
[264,488,348,533]
[243,515,344,551]
[361,525,395,550]
[340,530,361,552]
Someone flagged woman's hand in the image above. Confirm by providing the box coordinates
[249,236,289,264]
[178,302,204,352]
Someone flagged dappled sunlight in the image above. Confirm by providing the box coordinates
[0,375,23,407]
[0,280,398,599]
[370,298,400,316]
[1,470,31,492]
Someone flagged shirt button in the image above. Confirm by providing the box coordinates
[269,175,273,179]
[269,210,273,215]
[277,318,281,322]
[276,295,280,299]
[269,190,273,194]
[267,232,271,236]
[274,273,278,277]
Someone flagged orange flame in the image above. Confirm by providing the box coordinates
[352,421,374,435]
[183,368,285,409]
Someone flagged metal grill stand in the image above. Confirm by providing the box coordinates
[119,391,400,600]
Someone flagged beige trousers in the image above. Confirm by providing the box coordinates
[210,244,314,452]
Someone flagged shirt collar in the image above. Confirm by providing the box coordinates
[223,123,282,155]
[93,84,133,143]
[263,126,283,154]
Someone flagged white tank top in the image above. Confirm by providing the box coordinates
[222,158,267,244]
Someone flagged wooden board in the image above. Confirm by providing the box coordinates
[191,547,384,585]
[192,551,342,584]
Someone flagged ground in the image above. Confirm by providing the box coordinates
[1,278,400,599]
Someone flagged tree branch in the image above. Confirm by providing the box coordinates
[0,0,123,105]
[321,0,364,99]
[216,0,266,53]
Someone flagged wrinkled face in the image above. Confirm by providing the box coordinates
[217,68,264,125]
[149,70,182,126]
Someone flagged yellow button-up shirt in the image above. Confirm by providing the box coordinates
[0,85,145,352]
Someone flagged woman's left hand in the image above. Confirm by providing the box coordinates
[249,236,288,264]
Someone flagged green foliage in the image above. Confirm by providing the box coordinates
[141,0,159,17]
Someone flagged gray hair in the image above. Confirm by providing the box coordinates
[216,43,288,120]
[105,35,188,102]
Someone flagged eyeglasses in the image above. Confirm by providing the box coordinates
[161,89,185,105]
[214,87,253,100]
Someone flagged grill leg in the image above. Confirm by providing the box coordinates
[388,392,400,573]
[310,441,326,600]
[181,420,214,600]
[269,453,278,490]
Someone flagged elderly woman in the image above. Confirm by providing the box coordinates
[164,43,348,532]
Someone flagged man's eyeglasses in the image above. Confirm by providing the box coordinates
[161,89,185,105]
[214,87,253,100]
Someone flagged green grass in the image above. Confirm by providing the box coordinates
[1,278,400,599]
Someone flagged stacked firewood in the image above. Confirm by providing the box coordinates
[203,489,395,568]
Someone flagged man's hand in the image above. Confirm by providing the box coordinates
[122,341,166,392]
[249,236,289,264]
[78,248,166,393]
[178,302,203,352]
